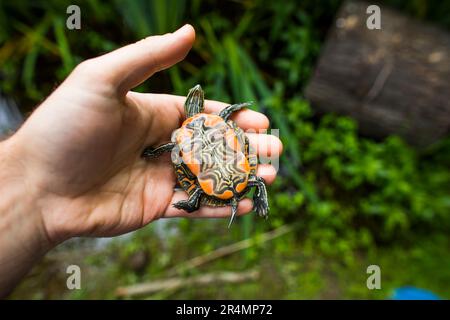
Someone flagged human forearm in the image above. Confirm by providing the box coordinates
[0,138,52,297]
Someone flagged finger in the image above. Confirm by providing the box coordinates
[246,133,283,157]
[132,93,270,131]
[257,164,277,185]
[193,97,270,130]
[163,193,253,218]
[89,24,195,94]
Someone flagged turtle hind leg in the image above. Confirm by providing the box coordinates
[173,187,203,213]
[142,142,176,159]
[219,102,253,121]
[248,176,269,219]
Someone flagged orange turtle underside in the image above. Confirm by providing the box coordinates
[173,113,254,200]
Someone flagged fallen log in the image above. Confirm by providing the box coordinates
[305,1,450,147]
[115,270,260,298]
[165,224,293,276]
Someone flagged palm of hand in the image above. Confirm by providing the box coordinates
[15,80,183,241]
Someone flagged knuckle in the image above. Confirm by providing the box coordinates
[73,59,96,76]
[73,58,112,83]
[71,58,117,94]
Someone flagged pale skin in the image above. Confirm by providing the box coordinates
[0,25,282,297]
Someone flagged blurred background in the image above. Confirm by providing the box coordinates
[1,0,449,299]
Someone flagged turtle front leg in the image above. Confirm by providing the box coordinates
[219,102,253,121]
[173,187,204,213]
[248,176,269,219]
[142,142,176,159]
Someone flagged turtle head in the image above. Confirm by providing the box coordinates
[185,84,205,118]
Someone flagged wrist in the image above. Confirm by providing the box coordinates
[0,137,53,296]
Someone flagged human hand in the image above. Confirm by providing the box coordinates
[1,25,282,248]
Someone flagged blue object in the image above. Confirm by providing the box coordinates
[392,286,441,300]
[0,93,23,138]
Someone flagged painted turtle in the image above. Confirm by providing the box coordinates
[142,85,269,227]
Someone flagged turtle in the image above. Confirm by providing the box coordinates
[142,84,269,227]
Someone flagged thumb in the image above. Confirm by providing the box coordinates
[89,24,195,95]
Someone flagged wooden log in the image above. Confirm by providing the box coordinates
[115,270,260,298]
[305,1,450,147]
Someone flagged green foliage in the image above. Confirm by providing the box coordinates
[278,99,450,257]
[2,0,449,299]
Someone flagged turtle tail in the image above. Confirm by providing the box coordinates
[228,197,239,229]
[185,84,205,118]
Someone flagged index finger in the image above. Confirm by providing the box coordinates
[162,94,270,130]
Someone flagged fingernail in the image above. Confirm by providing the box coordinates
[175,24,194,35]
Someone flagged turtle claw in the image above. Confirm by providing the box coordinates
[142,142,175,159]
[173,200,197,213]
[173,188,203,213]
